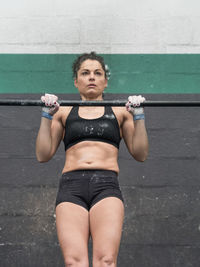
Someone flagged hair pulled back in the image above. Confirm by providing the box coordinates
[72,52,110,80]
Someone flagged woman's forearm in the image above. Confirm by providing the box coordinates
[36,118,53,162]
[132,120,149,162]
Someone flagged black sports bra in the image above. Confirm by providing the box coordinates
[63,106,121,150]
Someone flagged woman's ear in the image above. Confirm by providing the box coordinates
[74,79,78,88]
[105,79,108,88]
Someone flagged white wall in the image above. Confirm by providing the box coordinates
[0,0,200,53]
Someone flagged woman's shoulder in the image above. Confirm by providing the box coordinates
[111,106,130,126]
[113,105,133,121]
[54,106,73,124]
[59,106,73,113]
[112,106,128,117]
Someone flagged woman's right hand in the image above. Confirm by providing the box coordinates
[41,93,60,116]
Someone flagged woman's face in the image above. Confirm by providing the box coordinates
[74,59,108,100]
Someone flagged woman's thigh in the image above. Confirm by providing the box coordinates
[89,197,124,264]
[56,202,90,264]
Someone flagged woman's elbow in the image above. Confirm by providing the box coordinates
[131,150,148,162]
[37,158,49,163]
[36,156,48,163]
[134,155,147,162]
[35,152,51,163]
[137,155,148,162]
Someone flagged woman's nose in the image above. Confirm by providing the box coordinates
[89,72,95,80]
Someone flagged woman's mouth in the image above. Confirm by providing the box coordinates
[88,84,96,88]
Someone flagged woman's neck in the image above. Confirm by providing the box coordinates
[81,95,103,101]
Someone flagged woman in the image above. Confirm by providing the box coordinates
[36,52,148,267]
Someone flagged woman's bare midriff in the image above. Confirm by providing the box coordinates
[62,141,119,173]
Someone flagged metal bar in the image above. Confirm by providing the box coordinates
[0,99,200,107]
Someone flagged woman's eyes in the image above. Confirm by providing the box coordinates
[81,71,103,76]
[82,71,88,75]
[96,71,102,75]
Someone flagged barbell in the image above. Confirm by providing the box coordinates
[0,99,200,107]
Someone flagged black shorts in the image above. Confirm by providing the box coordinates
[55,169,124,211]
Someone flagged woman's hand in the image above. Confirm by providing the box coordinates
[123,95,148,161]
[36,94,62,162]
[125,95,145,120]
[41,93,60,117]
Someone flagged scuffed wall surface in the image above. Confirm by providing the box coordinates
[0,93,200,266]
[0,0,200,53]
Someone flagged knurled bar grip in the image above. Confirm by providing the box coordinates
[0,99,200,107]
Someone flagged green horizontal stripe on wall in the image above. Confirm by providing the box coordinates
[0,54,200,94]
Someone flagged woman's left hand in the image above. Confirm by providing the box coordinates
[125,95,146,116]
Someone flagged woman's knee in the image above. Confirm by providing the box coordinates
[93,253,116,267]
[64,255,89,267]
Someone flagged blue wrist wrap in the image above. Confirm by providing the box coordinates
[42,111,53,120]
[133,114,145,121]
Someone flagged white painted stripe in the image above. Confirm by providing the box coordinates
[0,0,200,54]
